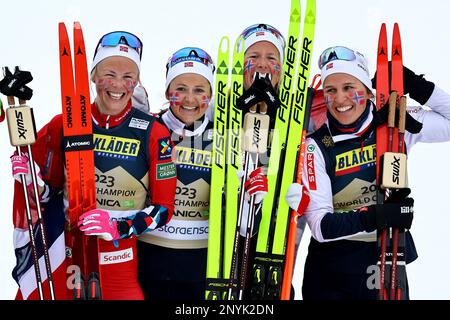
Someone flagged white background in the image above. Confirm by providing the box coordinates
[1,0,450,299]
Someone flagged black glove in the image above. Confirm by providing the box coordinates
[371,63,435,105]
[372,99,423,134]
[360,189,414,232]
[236,72,280,111]
[0,66,33,100]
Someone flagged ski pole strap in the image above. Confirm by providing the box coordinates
[0,66,34,100]
[372,101,422,134]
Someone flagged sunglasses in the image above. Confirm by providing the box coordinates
[318,46,364,69]
[94,31,143,59]
[166,47,215,71]
[240,23,286,49]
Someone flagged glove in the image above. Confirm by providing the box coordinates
[243,167,268,204]
[78,209,121,241]
[372,99,423,134]
[10,153,44,187]
[359,189,414,232]
[371,64,435,105]
[237,72,280,112]
[0,66,33,100]
[285,183,310,214]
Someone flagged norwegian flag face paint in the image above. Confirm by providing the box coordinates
[168,91,182,107]
[325,94,333,109]
[244,58,256,77]
[269,60,281,79]
[349,90,366,106]
[201,95,210,109]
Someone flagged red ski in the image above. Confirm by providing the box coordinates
[375,23,408,300]
[59,22,101,300]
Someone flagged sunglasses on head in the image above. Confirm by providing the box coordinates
[318,46,363,69]
[94,31,143,59]
[240,23,286,49]
[166,47,215,72]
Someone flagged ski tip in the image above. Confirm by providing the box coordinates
[393,23,401,39]
[377,23,388,55]
[219,36,230,53]
[74,21,81,29]
[58,22,67,32]
[380,23,386,32]
[235,35,245,54]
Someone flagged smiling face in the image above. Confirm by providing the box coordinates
[323,73,373,125]
[243,41,282,90]
[92,56,139,115]
[166,73,211,126]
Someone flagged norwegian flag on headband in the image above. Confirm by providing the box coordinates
[119,45,129,53]
[326,62,333,70]
[256,31,265,37]
[184,61,194,67]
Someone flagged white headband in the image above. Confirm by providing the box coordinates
[165,59,214,92]
[242,30,285,61]
[320,50,372,90]
[91,44,140,73]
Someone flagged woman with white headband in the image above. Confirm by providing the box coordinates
[10,31,177,300]
[285,46,450,299]
[137,46,216,300]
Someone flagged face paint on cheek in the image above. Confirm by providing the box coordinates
[96,78,113,91]
[349,90,366,106]
[201,95,210,109]
[269,61,281,78]
[168,92,182,108]
[325,95,334,109]
[244,59,256,77]
[124,79,137,93]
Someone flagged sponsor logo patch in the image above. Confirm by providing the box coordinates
[129,117,150,130]
[94,134,140,160]
[306,152,317,190]
[175,146,212,169]
[99,248,133,265]
[157,162,176,180]
[335,144,376,176]
[158,138,173,160]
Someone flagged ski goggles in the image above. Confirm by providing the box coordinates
[94,31,143,59]
[240,23,286,50]
[166,47,215,71]
[318,46,361,69]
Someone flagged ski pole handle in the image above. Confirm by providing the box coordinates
[6,103,37,147]
[388,91,397,129]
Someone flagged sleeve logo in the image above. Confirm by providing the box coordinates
[156,162,176,180]
[158,138,173,160]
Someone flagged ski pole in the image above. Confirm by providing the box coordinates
[389,95,407,300]
[280,86,313,300]
[5,93,55,300]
